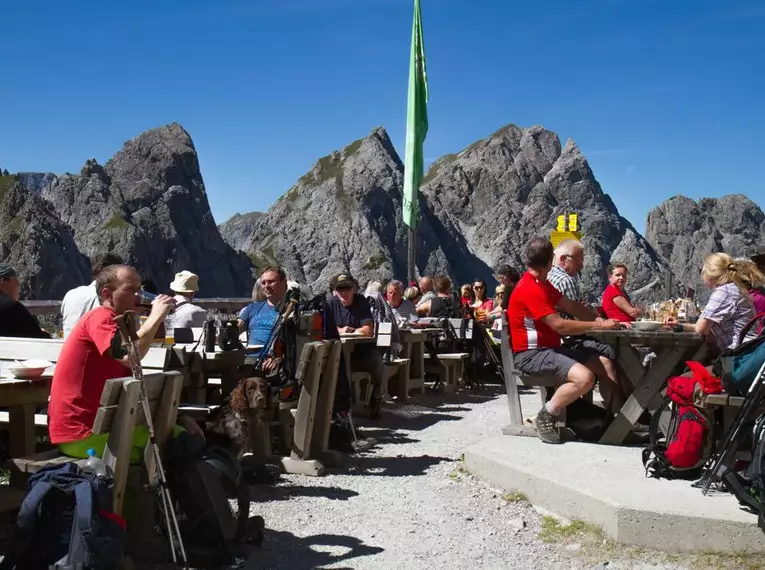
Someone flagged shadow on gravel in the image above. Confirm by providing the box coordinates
[248,531,383,569]
[347,454,449,477]
[374,411,460,432]
[250,484,359,502]
[356,427,420,445]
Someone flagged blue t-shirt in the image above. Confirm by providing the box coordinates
[239,301,279,355]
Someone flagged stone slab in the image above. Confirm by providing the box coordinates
[464,435,765,553]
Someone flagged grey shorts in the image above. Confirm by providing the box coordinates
[514,345,602,383]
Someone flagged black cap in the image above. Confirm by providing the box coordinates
[330,273,357,291]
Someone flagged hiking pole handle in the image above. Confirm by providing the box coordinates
[113,311,140,343]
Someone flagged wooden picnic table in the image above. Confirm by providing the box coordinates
[0,375,52,458]
[588,329,706,444]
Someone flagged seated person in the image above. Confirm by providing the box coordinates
[0,263,49,339]
[387,280,417,323]
[48,264,203,462]
[168,270,208,328]
[416,275,459,318]
[666,253,761,355]
[487,285,507,327]
[237,266,287,372]
[459,284,474,308]
[735,257,765,315]
[602,264,640,323]
[61,253,124,338]
[548,240,630,414]
[510,238,621,444]
[471,279,494,314]
[327,273,385,418]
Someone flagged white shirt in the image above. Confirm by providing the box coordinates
[61,281,100,338]
[170,294,208,328]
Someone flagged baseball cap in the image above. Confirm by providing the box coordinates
[330,273,357,291]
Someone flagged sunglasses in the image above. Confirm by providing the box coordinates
[336,285,353,292]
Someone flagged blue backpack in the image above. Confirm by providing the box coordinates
[715,313,765,397]
[0,462,125,570]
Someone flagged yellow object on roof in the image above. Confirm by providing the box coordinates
[551,213,582,248]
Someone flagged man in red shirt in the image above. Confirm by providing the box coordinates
[49,264,202,460]
[509,238,621,443]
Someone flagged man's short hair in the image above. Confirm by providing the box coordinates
[496,265,521,283]
[433,275,452,294]
[525,237,554,269]
[608,263,629,275]
[96,264,131,302]
[386,280,404,292]
[260,266,286,282]
[554,239,584,259]
[91,253,124,278]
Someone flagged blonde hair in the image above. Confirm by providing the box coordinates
[403,287,419,301]
[460,284,472,297]
[251,280,266,302]
[702,253,764,293]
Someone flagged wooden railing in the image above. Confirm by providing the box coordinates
[23,298,252,316]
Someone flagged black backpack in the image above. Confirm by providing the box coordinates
[1,462,125,570]
[164,432,262,568]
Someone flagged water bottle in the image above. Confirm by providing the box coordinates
[84,448,108,478]
[137,290,157,305]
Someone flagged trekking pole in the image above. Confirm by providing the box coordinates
[701,359,765,495]
[113,312,189,569]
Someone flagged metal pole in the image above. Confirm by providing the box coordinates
[407,225,417,284]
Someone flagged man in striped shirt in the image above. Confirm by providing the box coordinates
[546,240,630,417]
[509,237,621,444]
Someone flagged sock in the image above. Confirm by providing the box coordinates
[545,401,561,416]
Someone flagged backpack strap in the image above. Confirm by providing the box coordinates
[73,479,94,537]
[738,313,765,345]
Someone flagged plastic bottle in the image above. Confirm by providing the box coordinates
[84,448,108,478]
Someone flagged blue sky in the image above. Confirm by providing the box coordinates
[2,0,764,235]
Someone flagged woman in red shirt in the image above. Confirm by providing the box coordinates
[602,264,640,323]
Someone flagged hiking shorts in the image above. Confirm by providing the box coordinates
[513,345,602,383]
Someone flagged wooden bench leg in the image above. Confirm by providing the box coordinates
[9,403,37,489]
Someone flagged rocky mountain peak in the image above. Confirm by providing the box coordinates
[646,194,765,297]
[0,175,90,299]
[39,123,253,296]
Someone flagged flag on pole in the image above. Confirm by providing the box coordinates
[402,0,428,228]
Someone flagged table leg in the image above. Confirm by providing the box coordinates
[9,403,37,489]
[600,347,687,445]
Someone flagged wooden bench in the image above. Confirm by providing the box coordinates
[425,352,470,393]
[498,314,568,437]
[282,340,342,476]
[6,370,183,516]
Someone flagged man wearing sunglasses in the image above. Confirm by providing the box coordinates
[327,273,385,418]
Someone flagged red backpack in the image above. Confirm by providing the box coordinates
[642,376,713,478]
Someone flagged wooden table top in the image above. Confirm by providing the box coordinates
[588,329,704,347]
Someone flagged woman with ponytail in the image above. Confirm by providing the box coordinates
[665,253,762,354]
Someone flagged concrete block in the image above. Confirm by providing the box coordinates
[463,435,765,553]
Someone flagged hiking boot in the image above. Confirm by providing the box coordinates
[532,407,561,444]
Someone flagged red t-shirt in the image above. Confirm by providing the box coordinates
[602,284,635,323]
[509,272,563,352]
[48,307,130,444]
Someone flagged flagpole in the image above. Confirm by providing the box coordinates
[402,0,428,286]
[407,226,416,284]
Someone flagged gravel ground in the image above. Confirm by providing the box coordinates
[240,387,697,570]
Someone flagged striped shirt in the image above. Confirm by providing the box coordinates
[547,265,583,320]
[700,283,756,351]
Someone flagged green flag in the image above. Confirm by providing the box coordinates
[402,0,428,228]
